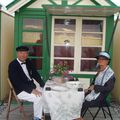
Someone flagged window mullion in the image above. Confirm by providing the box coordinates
[50,17,55,69]
[102,19,106,51]
[74,18,82,73]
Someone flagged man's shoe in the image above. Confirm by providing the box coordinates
[33,117,41,120]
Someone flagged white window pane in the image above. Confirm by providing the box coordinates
[23,18,43,30]
[23,32,42,43]
[54,33,75,45]
[82,20,103,32]
[54,46,74,57]
[81,33,103,46]
[80,60,97,71]
[81,47,101,58]
[54,19,76,31]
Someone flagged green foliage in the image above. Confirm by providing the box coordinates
[50,61,69,77]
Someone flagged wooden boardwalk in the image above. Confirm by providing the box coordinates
[0,102,120,120]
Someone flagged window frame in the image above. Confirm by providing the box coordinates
[51,16,106,75]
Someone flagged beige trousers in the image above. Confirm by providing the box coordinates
[17,79,43,119]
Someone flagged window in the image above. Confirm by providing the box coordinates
[22,18,44,70]
[81,19,105,72]
[51,17,106,74]
[51,18,76,71]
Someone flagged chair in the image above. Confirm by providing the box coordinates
[82,98,113,120]
[6,78,32,120]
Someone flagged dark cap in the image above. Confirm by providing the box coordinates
[16,46,29,52]
[96,51,110,60]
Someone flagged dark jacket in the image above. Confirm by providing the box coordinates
[8,59,45,95]
[81,74,115,116]
[90,73,115,101]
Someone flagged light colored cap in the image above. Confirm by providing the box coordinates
[96,51,110,60]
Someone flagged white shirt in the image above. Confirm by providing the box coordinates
[17,58,32,81]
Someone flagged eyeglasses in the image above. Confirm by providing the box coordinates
[98,58,108,60]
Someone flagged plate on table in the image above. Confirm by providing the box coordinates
[66,81,82,89]
[51,85,69,91]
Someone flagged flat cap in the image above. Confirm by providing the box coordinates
[16,46,29,51]
[96,51,110,60]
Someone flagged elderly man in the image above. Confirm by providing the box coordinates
[8,46,45,120]
[81,51,115,117]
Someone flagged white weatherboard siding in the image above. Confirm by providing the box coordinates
[77,0,95,5]
[8,0,30,13]
[28,0,52,8]
[96,0,111,6]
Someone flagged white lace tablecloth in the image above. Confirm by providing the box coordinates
[43,80,85,120]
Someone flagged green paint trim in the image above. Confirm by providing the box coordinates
[21,13,46,17]
[105,16,114,66]
[42,17,48,80]
[106,0,118,6]
[91,0,101,6]
[73,0,82,5]
[7,0,21,9]
[14,12,21,58]
[62,0,67,5]
[70,74,95,79]
[106,16,114,50]
[19,8,46,16]
[43,12,52,80]
[22,29,43,32]
[23,43,43,46]
[43,4,120,9]
[48,0,57,5]
[0,11,1,99]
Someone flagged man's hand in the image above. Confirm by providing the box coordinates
[32,89,42,97]
[84,85,94,93]
[84,89,89,93]
[88,85,94,91]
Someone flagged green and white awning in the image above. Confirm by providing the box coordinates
[7,0,120,16]
[43,5,120,16]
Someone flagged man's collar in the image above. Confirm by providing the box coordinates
[17,58,26,65]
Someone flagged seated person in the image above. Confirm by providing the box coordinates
[81,51,115,117]
[8,46,45,120]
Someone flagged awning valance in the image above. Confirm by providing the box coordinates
[43,5,120,16]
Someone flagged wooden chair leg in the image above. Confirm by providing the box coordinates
[18,102,29,120]
[6,89,12,120]
[7,79,33,120]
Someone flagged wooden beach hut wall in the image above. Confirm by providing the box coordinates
[0,9,14,100]
[113,20,120,102]
[7,0,120,88]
